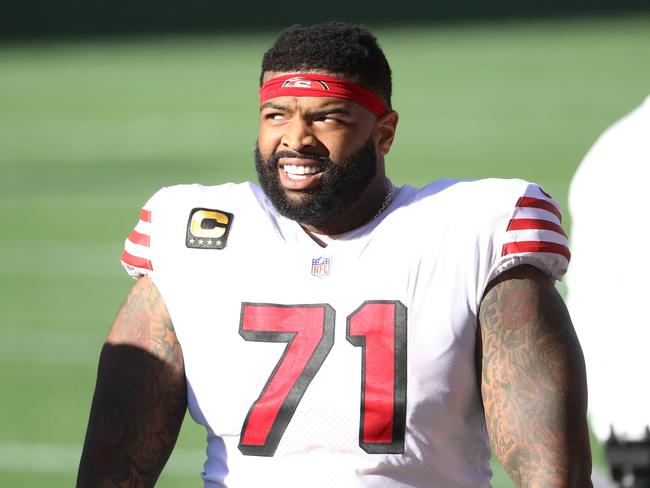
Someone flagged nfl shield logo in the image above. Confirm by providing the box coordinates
[311,257,331,277]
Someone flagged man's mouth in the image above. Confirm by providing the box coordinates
[271,152,329,190]
[282,164,321,180]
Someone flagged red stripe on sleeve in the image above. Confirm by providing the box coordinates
[502,241,571,261]
[121,250,153,271]
[516,197,562,221]
[128,229,150,247]
[506,218,567,237]
[140,209,152,223]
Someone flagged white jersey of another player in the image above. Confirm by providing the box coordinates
[567,96,650,442]
[121,178,569,487]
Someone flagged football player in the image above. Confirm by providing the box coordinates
[77,22,593,487]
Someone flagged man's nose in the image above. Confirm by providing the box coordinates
[281,118,317,152]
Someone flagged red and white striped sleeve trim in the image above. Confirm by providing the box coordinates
[501,186,571,263]
[121,207,154,278]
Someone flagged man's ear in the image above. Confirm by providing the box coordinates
[375,110,399,156]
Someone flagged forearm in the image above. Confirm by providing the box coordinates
[77,344,187,487]
[77,277,187,487]
[479,265,592,488]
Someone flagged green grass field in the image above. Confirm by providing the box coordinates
[1,14,649,486]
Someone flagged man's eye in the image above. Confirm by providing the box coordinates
[265,113,285,121]
[316,116,341,123]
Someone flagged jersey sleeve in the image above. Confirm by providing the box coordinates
[120,188,167,279]
[483,182,570,286]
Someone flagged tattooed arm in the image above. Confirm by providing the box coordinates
[77,277,187,487]
[478,265,592,488]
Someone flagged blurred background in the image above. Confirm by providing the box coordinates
[1,1,649,486]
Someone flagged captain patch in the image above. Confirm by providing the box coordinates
[186,208,234,250]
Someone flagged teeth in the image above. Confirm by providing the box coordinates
[283,164,319,175]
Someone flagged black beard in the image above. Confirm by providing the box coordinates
[254,138,378,227]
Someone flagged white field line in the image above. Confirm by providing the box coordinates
[0,442,204,476]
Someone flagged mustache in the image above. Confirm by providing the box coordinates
[270,150,332,166]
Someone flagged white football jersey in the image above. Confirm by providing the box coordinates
[567,96,650,441]
[121,178,569,487]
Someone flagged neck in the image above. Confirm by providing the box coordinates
[300,174,392,237]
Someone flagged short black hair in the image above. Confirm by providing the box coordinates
[260,22,392,108]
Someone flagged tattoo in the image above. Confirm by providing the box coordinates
[108,277,184,375]
[478,265,592,488]
[77,277,187,487]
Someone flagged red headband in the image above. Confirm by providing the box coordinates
[260,73,388,116]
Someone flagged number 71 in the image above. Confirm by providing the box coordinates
[238,300,407,457]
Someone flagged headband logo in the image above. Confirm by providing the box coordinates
[281,76,329,91]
